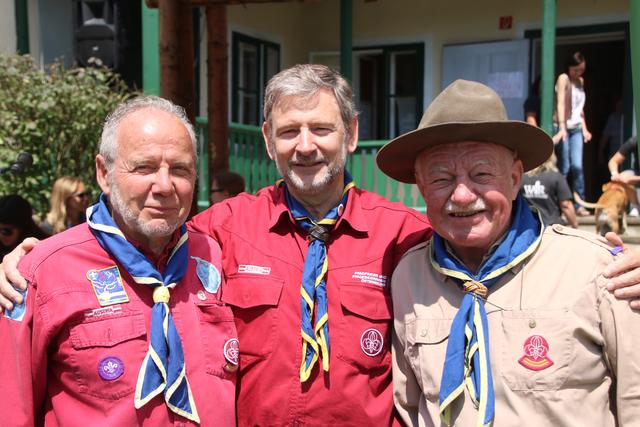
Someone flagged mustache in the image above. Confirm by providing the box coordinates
[290,154,327,166]
[444,198,487,214]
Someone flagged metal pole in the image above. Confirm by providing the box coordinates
[540,0,556,135]
[141,0,160,95]
[340,0,352,81]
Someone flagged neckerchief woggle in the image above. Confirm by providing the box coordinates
[432,196,543,427]
[281,172,355,382]
[86,194,199,423]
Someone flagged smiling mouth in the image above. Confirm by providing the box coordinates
[449,211,483,217]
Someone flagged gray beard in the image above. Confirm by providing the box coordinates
[107,175,185,239]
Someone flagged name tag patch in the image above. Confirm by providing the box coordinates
[352,271,387,287]
[238,264,271,275]
[86,266,129,306]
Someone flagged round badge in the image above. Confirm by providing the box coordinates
[360,328,384,357]
[98,356,124,381]
[223,338,240,366]
[337,203,344,217]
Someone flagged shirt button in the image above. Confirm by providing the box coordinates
[420,329,427,337]
[197,290,206,301]
[529,319,537,328]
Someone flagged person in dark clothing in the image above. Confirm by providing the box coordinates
[520,154,578,228]
[608,136,640,216]
[0,195,48,258]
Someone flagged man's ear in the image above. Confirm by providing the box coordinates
[95,154,111,196]
[262,122,275,161]
[346,118,359,154]
[511,159,524,200]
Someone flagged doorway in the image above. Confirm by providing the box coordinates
[526,23,630,202]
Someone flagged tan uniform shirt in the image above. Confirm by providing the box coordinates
[392,225,640,427]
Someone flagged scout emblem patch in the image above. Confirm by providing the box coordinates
[360,328,384,357]
[99,356,125,381]
[3,288,27,322]
[518,335,554,371]
[224,338,240,366]
[191,256,221,294]
[86,266,129,306]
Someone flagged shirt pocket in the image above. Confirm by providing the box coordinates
[405,317,452,400]
[336,282,393,373]
[499,309,574,391]
[195,301,239,379]
[220,275,283,360]
[68,310,147,400]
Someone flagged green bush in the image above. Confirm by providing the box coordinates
[0,54,131,217]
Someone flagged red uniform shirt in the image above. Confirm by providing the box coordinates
[0,224,237,427]
[190,185,431,426]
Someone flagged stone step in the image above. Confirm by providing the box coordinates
[575,214,640,247]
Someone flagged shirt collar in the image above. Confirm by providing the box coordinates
[269,184,368,235]
[127,228,182,270]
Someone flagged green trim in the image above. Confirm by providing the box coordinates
[340,0,353,81]
[14,0,29,54]
[354,43,424,139]
[141,1,160,96]
[231,32,280,125]
[540,0,555,135]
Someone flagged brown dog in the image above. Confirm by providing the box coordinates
[574,181,635,235]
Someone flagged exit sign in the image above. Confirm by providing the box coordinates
[499,15,513,30]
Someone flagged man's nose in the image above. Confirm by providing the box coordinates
[153,168,173,194]
[295,128,316,155]
[450,182,477,205]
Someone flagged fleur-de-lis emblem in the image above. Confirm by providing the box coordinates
[360,328,384,357]
[518,334,554,371]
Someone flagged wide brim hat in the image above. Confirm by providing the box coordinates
[376,79,553,183]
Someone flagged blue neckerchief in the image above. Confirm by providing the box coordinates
[86,194,199,423]
[433,196,542,427]
[281,172,355,382]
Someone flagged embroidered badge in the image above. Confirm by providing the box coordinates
[351,271,388,287]
[3,288,27,322]
[238,264,271,275]
[191,256,221,294]
[518,335,554,371]
[86,266,129,306]
[360,328,384,357]
[98,356,124,381]
[224,338,240,366]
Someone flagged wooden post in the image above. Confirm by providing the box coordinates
[206,4,229,174]
[159,0,196,123]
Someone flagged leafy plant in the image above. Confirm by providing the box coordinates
[0,54,131,217]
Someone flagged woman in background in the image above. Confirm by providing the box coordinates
[555,51,592,216]
[0,195,48,258]
[40,176,91,235]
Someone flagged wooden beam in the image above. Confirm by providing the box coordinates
[206,4,230,174]
[159,0,196,123]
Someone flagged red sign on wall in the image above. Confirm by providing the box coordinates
[499,16,513,30]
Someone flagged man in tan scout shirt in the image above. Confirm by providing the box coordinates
[377,79,640,427]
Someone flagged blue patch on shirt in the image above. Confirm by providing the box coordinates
[4,288,27,322]
[191,256,221,294]
[86,266,129,306]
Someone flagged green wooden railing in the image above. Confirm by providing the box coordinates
[195,117,426,212]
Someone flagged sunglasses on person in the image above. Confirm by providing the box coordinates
[0,226,16,236]
[73,191,91,200]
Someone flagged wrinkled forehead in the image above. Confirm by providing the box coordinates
[415,141,517,170]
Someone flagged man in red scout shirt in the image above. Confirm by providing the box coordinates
[0,97,237,426]
[3,66,640,427]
